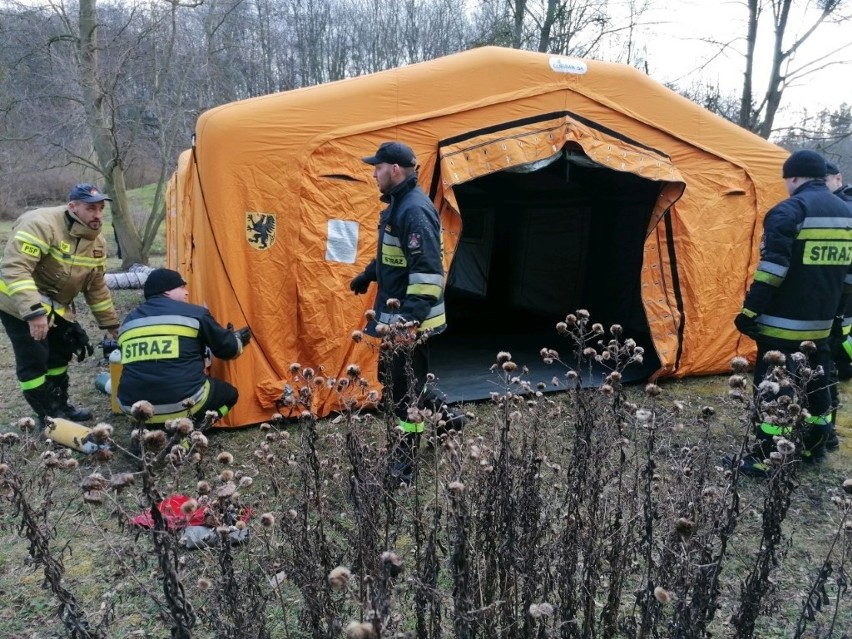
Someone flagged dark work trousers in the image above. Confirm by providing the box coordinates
[753,340,833,419]
[0,310,72,388]
[198,377,239,418]
[379,339,434,422]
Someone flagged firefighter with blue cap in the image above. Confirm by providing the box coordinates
[0,183,119,428]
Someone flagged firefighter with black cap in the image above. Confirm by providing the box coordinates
[351,141,465,484]
[824,160,852,449]
[117,268,251,424]
[732,150,852,476]
[0,183,119,427]
[826,161,852,203]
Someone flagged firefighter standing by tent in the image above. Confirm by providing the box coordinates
[117,268,251,425]
[350,141,462,484]
[825,160,852,447]
[733,150,852,476]
[0,183,119,428]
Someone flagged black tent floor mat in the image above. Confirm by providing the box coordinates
[430,330,656,404]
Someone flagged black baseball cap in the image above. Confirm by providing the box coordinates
[68,183,112,203]
[362,141,417,167]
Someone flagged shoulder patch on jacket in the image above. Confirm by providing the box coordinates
[20,242,40,258]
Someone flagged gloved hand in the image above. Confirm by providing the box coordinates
[734,313,759,338]
[228,323,252,346]
[350,272,371,295]
[236,326,251,346]
[63,321,94,362]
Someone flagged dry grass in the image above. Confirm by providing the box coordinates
[0,242,850,637]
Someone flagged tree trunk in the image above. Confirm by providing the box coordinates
[538,0,559,53]
[738,0,759,132]
[77,0,144,268]
[511,0,526,49]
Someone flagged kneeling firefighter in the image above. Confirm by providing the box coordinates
[117,269,251,424]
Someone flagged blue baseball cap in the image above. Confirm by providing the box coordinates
[68,183,112,203]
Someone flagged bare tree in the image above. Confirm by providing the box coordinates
[470,0,649,61]
[740,0,851,138]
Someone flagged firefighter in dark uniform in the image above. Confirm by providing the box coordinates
[0,183,119,427]
[117,268,251,424]
[350,141,452,483]
[825,160,852,450]
[826,161,852,204]
[733,150,852,476]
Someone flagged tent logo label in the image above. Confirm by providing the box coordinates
[246,212,277,250]
[549,57,587,75]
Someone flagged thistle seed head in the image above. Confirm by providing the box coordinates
[130,400,154,420]
[776,438,796,456]
[799,340,817,354]
[142,429,167,451]
[645,383,662,397]
[654,586,673,603]
[380,551,403,577]
[345,621,376,639]
[764,350,786,365]
[328,566,351,590]
[730,356,749,373]
[674,518,695,537]
[89,423,113,444]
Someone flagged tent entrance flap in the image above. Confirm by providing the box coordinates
[432,150,663,402]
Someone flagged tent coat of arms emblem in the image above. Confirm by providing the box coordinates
[246,213,276,250]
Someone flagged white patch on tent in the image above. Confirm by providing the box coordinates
[549,57,587,75]
[326,220,359,263]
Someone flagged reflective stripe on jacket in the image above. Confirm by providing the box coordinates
[364,173,446,337]
[0,205,117,328]
[117,296,242,408]
[743,180,852,344]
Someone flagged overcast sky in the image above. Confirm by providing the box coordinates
[637,0,849,124]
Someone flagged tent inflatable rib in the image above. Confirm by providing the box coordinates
[167,46,786,427]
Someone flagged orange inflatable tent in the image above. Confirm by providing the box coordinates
[167,46,787,427]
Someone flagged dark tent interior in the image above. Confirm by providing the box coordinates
[431,149,663,402]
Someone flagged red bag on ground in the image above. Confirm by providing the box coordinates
[131,494,206,529]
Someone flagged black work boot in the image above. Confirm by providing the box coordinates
[389,432,421,485]
[802,421,831,464]
[724,434,778,478]
[825,426,840,452]
[22,386,56,430]
[436,407,468,440]
[49,374,93,422]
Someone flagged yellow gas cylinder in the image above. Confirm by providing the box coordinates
[109,348,123,414]
[44,418,106,454]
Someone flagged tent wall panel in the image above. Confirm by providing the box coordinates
[168,47,788,426]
